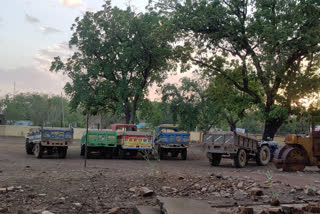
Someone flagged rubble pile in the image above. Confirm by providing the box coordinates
[1,171,319,213]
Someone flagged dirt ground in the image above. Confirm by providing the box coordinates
[0,136,320,214]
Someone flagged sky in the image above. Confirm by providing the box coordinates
[0,0,193,100]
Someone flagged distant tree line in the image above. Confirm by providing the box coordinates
[0,93,86,127]
[0,90,318,136]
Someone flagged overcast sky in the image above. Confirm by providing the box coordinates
[0,0,192,100]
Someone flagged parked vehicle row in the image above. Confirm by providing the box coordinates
[25,124,190,160]
[25,125,280,168]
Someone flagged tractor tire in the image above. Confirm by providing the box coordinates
[25,139,33,155]
[58,147,67,158]
[256,145,271,166]
[210,153,222,166]
[34,143,43,159]
[234,149,247,168]
[181,148,187,160]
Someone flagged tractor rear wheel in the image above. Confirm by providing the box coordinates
[234,149,247,168]
[256,145,271,166]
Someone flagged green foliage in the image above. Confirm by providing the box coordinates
[138,100,171,128]
[206,75,255,131]
[50,1,176,123]
[160,77,219,131]
[0,93,85,127]
[158,0,320,139]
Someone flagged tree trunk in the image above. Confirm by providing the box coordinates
[230,123,236,132]
[124,107,131,124]
[225,115,237,132]
[262,118,284,140]
[129,89,143,124]
[129,107,136,124]
[262,92,285,140]
[129,97,139,124]
[125,113,130,124]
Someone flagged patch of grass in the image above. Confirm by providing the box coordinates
[266,170,279,200]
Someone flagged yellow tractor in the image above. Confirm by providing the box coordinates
[273,132,320,171]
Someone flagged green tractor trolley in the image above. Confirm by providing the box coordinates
[81,130,117,158]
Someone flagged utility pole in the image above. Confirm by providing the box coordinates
[84,114,89,168]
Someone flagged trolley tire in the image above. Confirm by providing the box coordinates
[210,153,222,166]
[234,149,247,168]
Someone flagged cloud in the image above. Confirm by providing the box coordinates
[38,42,70,58]
[0,42,75,97]
[59,0,84,8]
[34,42,73,71]
[24,0,32,5]
[25,14,40,24]
[0,66,68,96]
[40,26,61,34]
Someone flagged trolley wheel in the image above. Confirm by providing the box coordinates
[210,153,222,166]
[234,149,247,168]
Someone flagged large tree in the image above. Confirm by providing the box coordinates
[156,0,320,139]
[51,1,176,123]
